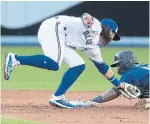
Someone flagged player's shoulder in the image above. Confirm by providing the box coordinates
[93,17,100,23]
[133,64,149,68]
[141,64,149,67]
[120,69,136,83]
[56,15,80,21]
[120,64,149,82]
[124,64,149,75]
[120,68,134,81]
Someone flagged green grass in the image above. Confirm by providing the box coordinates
[1,117,46,124]
[1,46,149,91]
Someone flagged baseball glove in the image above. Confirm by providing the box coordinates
[118,83,141,99]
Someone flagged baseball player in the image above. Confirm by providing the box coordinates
[88,50,149,109]
[4,13,136,109]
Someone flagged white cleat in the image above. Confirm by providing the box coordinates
[4,52,20,80]
[49,94,75,109]
[70,100,100,108]
[135,98,150,109]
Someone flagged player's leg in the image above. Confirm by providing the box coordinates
[135,89,149,109]
[49,46,85,108]
[135,98,150,109]
[55,46,85,96]
[4,18,65,80]
[135,76,149,109]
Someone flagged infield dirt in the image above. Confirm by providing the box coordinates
[1,90,149,124]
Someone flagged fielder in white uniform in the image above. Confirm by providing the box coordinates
[4,13,131,109]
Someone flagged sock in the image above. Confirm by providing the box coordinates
[15,54,59,71]
[54,64,85,96]
[91,95,103,103]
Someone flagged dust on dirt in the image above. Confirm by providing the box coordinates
[1,90,149,124]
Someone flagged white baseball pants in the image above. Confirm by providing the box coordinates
[37,18,85,68]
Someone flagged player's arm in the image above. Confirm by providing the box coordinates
[84,47,123,88]
[91,87,121,103]
[91,82,141,103]
[84,48,141,99]
[90,71,141,103]
[92,60,125,88]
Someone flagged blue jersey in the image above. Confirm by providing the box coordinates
[119,64,149,89]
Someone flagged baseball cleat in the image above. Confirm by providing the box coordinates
[49,94,75,109]
[135,98,150,109]
[70,100,100,108]
[4,53,20,80]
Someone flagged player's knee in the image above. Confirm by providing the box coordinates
[79,64,86,73]
[51,63,59,71]
[52,65,59,71]
[73,64,86,74]
[46,61,59,71]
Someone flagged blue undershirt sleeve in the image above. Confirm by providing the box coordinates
[92,60,121,87]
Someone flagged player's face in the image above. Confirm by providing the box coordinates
[100,25,116,45]
[99,35,113,45]
[116,66,119,73]
[109,30,116,40]
[114,66,120,75]
[99,30,115,45]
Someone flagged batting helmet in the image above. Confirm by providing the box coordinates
[110,50,138,74]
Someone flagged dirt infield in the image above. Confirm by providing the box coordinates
[1,90,149,124]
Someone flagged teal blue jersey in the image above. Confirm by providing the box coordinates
[120,64,149,94]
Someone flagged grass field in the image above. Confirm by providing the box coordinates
[1,46,149,91]
[1,117,45,124]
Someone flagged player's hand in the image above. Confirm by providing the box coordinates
[118,82,141,99]
[82,13,94,27]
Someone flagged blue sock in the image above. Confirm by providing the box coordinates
[54,64,85,96]
[15,54,59,71]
